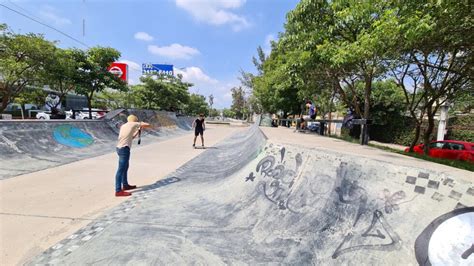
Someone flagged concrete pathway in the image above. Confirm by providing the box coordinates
[0,125,243,265]
[261,127,472,179]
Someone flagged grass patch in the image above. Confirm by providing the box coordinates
[328,134,360,144]
[328,135,474,172]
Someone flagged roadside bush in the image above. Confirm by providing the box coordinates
[446,114,474,142]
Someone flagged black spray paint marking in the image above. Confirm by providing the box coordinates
[245,172,255,182]
[462,244,474,260]
[332,210,401,259]
[383,189,406,214]
[415,207,474,265]
[256,155,275,177]
[251,149,311,213]
[335,179,368,226]
[280,147,286,162]
[295,153,302,172]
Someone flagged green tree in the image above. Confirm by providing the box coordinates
[208,94,214,110]
[40,48,78,109]
[209,108,220,117]
[391,0,473,153]
[71,47,127,118]
[139,74,191,111]
[222,108,235,118]
[230,86,246,119]
[185,93,209,116]
[14,87,47,108]
[0,24,55,112]
[93,89,133,109]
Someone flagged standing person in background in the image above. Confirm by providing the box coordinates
[192,113,206,148]
[115,115,151,197]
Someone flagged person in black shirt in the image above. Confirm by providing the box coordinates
[192,113,206,147]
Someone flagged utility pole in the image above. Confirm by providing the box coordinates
[437,102,450,141]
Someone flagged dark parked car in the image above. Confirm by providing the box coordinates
[405,140,474,163]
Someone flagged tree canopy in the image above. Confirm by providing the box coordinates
[246,0,473,150]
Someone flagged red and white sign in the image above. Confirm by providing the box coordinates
[107,63,128,83]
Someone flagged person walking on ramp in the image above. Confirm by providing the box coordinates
[115,115,151,197]
[192,114,206,148]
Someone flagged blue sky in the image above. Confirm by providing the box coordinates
[1,0,300,108]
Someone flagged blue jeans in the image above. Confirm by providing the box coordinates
[115,147,130,192]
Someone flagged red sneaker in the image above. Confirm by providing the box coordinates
[115,190,132,197]
[123,184,137,190]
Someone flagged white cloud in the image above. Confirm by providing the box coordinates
[263,34,276,55]
[118,59,141,71]
[148,44,200,60]
[175,67,218,85]
[173,66,237,108]
[117,59,142,85]
[128,78,138,85]
[134,32,154,42]
[39,5,71,26]
[175,0,250,31]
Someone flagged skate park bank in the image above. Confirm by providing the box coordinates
[1,117,473,265]
[0,109,194,180]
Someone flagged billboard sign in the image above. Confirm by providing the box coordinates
[107,62,128,83]
[142,63,174,76]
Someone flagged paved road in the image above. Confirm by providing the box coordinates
[25,125,473,265]
[0,125,243,265]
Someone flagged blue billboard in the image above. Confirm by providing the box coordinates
[142,63,174,75]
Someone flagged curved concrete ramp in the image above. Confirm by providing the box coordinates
[30,124,473,265]
[0,110,193,180]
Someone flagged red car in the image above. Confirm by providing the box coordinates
[405,140,474,163]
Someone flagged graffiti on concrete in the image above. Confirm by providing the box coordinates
[154,113,176,128]
[462,244,474,260]
[245,172,255,182]
[0,131,23,153]
[332,210,401,259]
[250,147,332,214]
[415,207,474,265]
[252,149,304,212]
[249,147,404,259]
[53,125,94,148]
[382,189,406,214]
[331,178,402,259]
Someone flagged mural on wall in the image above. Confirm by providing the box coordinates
[53,125,94,148]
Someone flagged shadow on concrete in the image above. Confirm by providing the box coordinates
[133,176,181,193]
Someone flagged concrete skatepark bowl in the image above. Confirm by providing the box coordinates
[25,121,473,265]
[0,110,193,180]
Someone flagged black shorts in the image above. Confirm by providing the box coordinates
[195,129,204,136]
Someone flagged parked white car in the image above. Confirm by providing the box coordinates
[36,111,73,120]
[36,111,51,120]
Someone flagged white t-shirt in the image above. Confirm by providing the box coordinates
[116,122,140,148]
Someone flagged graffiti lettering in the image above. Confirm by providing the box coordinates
[332,210,401,259]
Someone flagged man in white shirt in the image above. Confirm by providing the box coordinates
[115,115,151,197]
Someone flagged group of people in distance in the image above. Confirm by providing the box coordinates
[114,114,206,197]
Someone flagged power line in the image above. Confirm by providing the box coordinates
[7,0,43,22]
[0,3,90,48]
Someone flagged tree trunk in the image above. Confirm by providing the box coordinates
[1,93,10,113]
[409,122,422,152]
[361,75,372,145]
[423,105,436,155]
[87,94,93,119]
